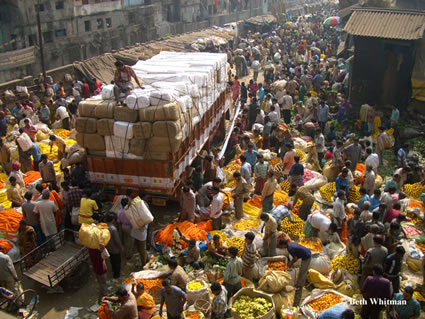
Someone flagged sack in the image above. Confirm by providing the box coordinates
[133,122,152,139]
[307,269,336,289]
[76,133,85,148]
[105,136,130,153]
[84,134,105,151]
[94,101,115,119]
[310,253,332,275]
[304,174,328,191]
[75,117,97,134]
[3,90,15,101]
[114,106,139,123]
[129,139,146,156]
[97,119,114,136]
[17,133,33,152]
[113,121,134,139]
[147,133,182,154]
[35,130,49,142]
[258,270,291,293]
[152,121,181,137]
[140,102,181,122]
[62,144,86,167]
[78,99,101,117]
[186,280,210,305]
[79,223,111,249]
[123,196,154,229]
[101,84,115,100]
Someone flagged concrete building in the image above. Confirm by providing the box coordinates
[0,0,322,84]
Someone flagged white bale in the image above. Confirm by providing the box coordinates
[126,90,151,110]
[149,89,179,106]
[101,84,115,100]
[113,121,134,139]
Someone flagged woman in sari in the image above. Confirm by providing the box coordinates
[132,282,154,319]
[18,220,36,267]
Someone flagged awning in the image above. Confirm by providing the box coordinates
[343,8,425,40]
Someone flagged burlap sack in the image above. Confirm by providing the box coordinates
[94,101,116,119]
[84,134,105,151]
[114,106,139,123]
[133,122,152,139]
[139,102,181,122]
[152,121,181,137]
[76,133,85,147]
[147,133,182,154]
[75,117,97,134]
[97,119,114,136]
[78,99,100,117]
[130,139,146,156]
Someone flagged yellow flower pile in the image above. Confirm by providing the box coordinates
[331,255,360,275]
[225,237,244,256]
[233,219,261,231]
[209,230,227,242]
[280,180,290,193]
[223,161,241,180]
[295,149,306,162]
[319,183,336,202]
[348,185,361,204]
[0,189,12,209]
[274,190,289,206]
[0,173,8,183]
[187,281,205,291]
[404,183,425,200]
[39,143,58,161]
[53,129,71,139]
[281,213,304,238]
[65,139,77,147]
[308,293,342,311]
[224,179,236,189]
[417,243,425,254]
[299,239,322,252]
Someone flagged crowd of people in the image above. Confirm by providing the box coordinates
[0,7,424,319]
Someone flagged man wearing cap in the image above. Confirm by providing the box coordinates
[33,190,58,239]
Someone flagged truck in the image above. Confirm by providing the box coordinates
[79,52,231,203]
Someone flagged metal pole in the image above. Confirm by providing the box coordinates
[36,2,47,83]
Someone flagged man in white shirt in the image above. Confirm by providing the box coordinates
[272,98,280,120]
[209,186,224,230]
[365,148,379,173]
[239,155,252,185]
[363,165,376,195]
[332,190,346,230]
[131,193,153,268]
[281,92,293,124]
[268,105,279,125]
[55,105,70,130]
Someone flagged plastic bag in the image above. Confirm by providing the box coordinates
[79,223,111,249]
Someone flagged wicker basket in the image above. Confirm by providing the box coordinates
[149,286,162,304]
[194,299,210,316]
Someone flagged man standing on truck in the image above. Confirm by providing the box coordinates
[113,61,143,104]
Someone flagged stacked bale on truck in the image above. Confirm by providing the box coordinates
[75,52,230,198]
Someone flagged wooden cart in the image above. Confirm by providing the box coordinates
[19,229,88,288]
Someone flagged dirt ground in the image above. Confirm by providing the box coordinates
[15,66,263,318]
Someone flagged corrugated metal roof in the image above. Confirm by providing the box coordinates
[343,9,425,40]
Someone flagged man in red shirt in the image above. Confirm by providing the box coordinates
[113,61,143,104]
[81,81,91,99]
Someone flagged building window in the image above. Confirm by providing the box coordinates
[105,18,112,28]
[85,21,91,32]
[82,0,89,4]
[35,3,45,12]
[97,18,103,30]
[43,31,53,43]
[55,29,66,37]
[28,34,37,46]
[56,1,64,9]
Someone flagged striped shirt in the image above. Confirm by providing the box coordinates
[212,287,228,316]
[242,242,257,268]
[254,161,269,179]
